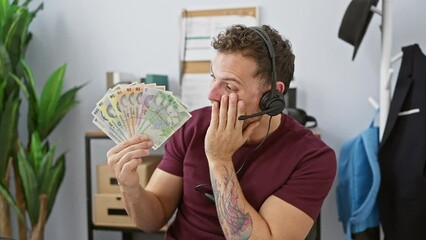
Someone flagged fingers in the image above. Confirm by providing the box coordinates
[107,135,153,167]
[227,93,238,129]
[236,100,245,130]
[206,93,249,158]
[117,158,142,189]
[105,135,153,189]
[219,95,228,129]
[210,101,219,130]
[217,93,239,130]
[113,147,149,175]
[107,135,150,157]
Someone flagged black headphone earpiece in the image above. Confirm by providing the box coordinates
[259,90,285,116]
[238,26,286,121]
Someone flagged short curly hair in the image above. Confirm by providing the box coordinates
[211,24,295,95]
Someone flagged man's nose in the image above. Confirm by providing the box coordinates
[208,80,225,102]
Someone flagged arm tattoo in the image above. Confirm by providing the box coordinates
[211,165,253,239]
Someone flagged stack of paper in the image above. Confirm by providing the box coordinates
[92,82,191,149]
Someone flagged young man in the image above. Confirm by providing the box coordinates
[107,24,336,239]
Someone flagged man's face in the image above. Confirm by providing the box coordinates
[208,52,265,127]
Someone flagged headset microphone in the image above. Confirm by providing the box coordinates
[238,105,283,120]
[238,26,286,121]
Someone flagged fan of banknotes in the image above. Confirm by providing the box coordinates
[92,82,192,149]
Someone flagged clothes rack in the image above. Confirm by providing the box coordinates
[377,0,401,141]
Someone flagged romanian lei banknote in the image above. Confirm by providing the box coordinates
[92,82,191,149]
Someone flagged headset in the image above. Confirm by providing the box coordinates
[238,26,286,121]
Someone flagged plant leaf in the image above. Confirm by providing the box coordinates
[38,64,66,136]
[43,84,84,139]
[22,3,43,55]
[29,131,43,174]
[3,6,31,72]
[0,78,6,112]
[19,58,35,96]
[0,181,25,222]
[38,147,55,192]
[17,144,39,226]
[23,0,31,7]
[18,59,39,137]
[10,72,28,96]
[1,1,42,71]
[0,93,19,177]
[0,0,11,38]
[0,41,12,81]
[46,154,65,218]
[29,2,43,19]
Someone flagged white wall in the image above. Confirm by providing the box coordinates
[19,0,426,239]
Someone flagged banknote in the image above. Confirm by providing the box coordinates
[143,88,191,130]
[137,87,191,149]
[96,90,130,139]
[92,81,191,148]
[91,104,127,141]
[137,88,176,148]
[135,84,159,134]
[107,84,135,137]
[92,116,123,143]
[124,83,144,137]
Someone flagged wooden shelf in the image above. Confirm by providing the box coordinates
[85,132,166,240]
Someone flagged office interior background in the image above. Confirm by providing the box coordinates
[7,0,426,239]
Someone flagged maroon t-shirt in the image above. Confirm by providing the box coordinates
[158,107,336,239]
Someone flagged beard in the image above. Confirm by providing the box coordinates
[241,113,263,129]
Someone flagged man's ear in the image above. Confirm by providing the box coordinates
[276,81,285,93]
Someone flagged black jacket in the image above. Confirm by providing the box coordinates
[379,44,426,240]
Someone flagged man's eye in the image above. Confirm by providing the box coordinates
[226,85,236,91]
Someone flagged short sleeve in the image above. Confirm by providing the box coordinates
[275,144,336,220]
[157,125,187,177]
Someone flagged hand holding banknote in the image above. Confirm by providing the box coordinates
[92,82,191,149]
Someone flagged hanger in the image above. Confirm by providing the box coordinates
[381,52,420,118]
[391,51,403,64]
[368,97,379,110]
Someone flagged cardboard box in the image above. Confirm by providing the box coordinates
[97,155,162,194]
[93,193,169,230]
[93,193,136,228]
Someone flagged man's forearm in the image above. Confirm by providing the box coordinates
[209,162,272,240]
[120,184,168,232]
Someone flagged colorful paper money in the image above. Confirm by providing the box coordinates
[92,82,191,149]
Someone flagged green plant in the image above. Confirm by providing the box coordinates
[17,132,65,240]
[15,61,84,240]
[0,0,42,238]
[0,1,84,239]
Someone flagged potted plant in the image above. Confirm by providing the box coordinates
[0,1,84,239]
